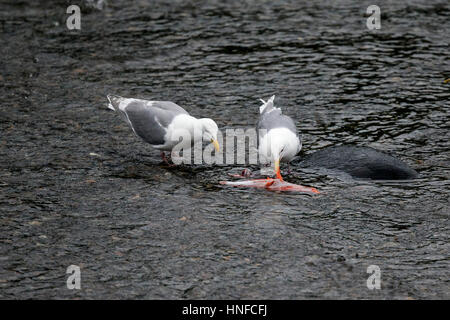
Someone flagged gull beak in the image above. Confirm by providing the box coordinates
[274,158,283,181]
[211,139,220,152]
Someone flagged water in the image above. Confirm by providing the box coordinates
[0,0,449,299]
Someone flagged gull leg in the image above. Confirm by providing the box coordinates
[274,159,284,181]
[160,151,174,166]
[160,151,167,163]
[275,168,284,181]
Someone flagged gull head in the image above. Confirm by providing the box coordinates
[199,118,220,152]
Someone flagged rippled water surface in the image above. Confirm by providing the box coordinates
[0,0,449,299]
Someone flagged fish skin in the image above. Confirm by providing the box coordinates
[220,178,319,194]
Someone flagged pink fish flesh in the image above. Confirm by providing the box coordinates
[220,178,320,194]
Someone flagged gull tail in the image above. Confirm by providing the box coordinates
[107,94,131,124]
[107,94,124,111]
[259,95,276,114]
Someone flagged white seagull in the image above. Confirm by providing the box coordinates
[257,95,302,180]
[107,95,220,163]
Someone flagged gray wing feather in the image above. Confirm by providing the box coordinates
[257,110,298,135]
[256,96,301,150]
[148,101,189,115]
[107,95,189,146]
[124,102,174,145]
[256,110,300,148]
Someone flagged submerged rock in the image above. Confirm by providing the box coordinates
[297,145,418,180]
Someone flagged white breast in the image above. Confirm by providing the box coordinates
[161,114,202,150]
[259,128,301,164]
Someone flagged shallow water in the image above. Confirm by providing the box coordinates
[0,0,449,299]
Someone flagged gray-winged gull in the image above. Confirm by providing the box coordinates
[107,95,220,163]
[257,95,301,180]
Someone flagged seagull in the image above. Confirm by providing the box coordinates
[257,95,301,180]
[107,95,220,163]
